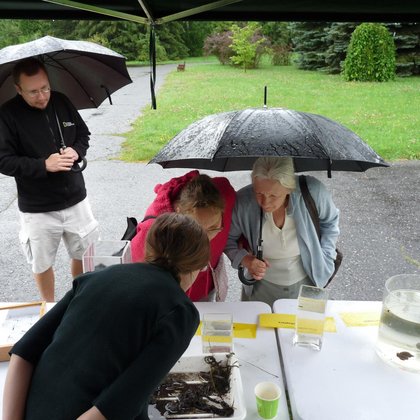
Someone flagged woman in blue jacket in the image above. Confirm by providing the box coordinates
[225,157,340,306]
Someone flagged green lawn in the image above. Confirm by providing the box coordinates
[121,61,420,162]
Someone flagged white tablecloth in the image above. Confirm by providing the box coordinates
[274,299,420,420]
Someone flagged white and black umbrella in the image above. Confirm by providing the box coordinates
[0,35,132,110]
[150,107,388,177]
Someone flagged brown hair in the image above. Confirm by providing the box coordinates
[12,58,48,85]
[177,174,224,214]
[144,212,210,281]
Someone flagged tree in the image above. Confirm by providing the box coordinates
[385,22,419,76]
[261,22,292,66]
[324,23,357,73]
[57,20,147,60]
[0,19,55,48]
[48,20,78,39]
[343,23,396,82]
[289,21,418,76]
[230,23,269,70]
[156,22,189,60]
[180,21,216,57]
[0,20,23,48]
[290,22,331,70]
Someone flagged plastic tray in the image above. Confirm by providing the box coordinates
[148,353,246,419]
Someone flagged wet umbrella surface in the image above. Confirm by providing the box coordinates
[0,35,132,110]
[150,107,388,175]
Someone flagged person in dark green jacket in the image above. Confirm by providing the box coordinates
[3,213,209,420]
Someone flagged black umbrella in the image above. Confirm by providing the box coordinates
[149,107,388,177]
[0,35,132,110]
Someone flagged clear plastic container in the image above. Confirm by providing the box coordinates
[82,240,131,273]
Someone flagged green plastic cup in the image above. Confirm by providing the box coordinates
[255,381,281,419]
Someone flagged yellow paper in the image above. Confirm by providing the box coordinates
[233,322,257,339]
[260,313,296,329]
[295,318,324,335]
[339,312,380,327]
[259,313,337,333]
[195,322,257,339]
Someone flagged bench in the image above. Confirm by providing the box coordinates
[177,62,186,71]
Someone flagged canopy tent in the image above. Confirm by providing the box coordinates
[0,0,419,22]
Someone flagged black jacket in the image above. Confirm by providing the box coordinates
[0,91,90,212]
[11,263,200,420]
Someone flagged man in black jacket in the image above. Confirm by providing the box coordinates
[0,58,98,301]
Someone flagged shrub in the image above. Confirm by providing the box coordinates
[203,31,233,65]
[271,44,292,66]
[230,23,270,70]
[343,23,396,82]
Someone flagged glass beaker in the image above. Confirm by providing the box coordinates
[375,274,420,373]
[293,285,328,351]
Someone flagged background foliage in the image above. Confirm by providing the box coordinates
[0,20,418,76]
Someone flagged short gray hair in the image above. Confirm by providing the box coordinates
[251,157,296,190]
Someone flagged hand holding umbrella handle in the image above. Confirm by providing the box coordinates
[238,265,257,286]
[238,248,264,286]
[239,208,264,286]
[53,108,87,172]
[71,156,87,172]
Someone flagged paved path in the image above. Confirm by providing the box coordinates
[1,65,419,302]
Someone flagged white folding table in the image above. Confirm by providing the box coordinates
[274,299,420,420]
[0,301,291,419]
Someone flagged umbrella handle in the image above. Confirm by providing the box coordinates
[238,207,264,286]
[238,265,257,286]
[71,156,87,172]
[238,248,264,286]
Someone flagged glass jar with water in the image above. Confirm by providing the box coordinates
[375,274,420,373]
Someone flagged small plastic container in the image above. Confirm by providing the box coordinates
[82,240,132,273]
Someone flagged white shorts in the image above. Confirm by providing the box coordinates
[19,198,99,274]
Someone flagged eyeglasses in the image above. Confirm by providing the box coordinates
[20,86,51,97]
[206,215,224,236]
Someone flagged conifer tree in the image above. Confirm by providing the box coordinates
[324,22,357,74]
[290,22,331,70]
[385,23,419,76]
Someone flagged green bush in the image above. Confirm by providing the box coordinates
[271,44,291,66]
[230,23,269,70]
[343,23,396,82]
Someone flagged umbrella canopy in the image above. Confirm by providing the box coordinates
[149,107,388,175]
[0,35,132,110]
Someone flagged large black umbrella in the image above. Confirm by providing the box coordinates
[0,35,132,110]
[149,107,388,176]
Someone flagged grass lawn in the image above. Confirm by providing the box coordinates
[121,60,420,162]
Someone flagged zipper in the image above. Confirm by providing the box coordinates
[45,112,60,152]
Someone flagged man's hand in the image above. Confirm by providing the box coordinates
[45,152,75,172]
[60,146,79,162]
[241,254,270,280]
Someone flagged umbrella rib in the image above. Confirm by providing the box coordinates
[42,53,98,107]
[286,110,333,158]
